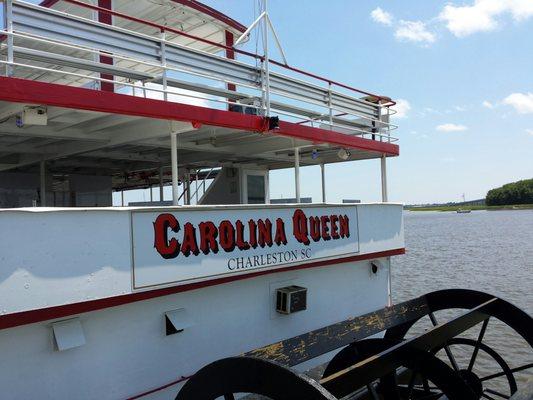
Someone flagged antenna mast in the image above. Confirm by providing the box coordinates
[234,0,287,116]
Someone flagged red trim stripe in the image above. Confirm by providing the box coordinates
[0,77,400,155]
[0,248,405,331]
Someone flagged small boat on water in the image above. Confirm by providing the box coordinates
[457,209,472,213]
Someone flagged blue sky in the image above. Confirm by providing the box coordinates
[198,0,533,204]
[4,1,531,204]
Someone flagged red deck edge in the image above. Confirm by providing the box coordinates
[0,77,400,155]
[0,248,405,330]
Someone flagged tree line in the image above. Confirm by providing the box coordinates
[486,178,533,206]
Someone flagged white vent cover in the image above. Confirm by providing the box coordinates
[52,318,86,351]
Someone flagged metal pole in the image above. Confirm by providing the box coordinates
[262,0,270,116]
[171,132,179,206]
[185,170,191,205]
[294,147,300,203]
[160,30,168,101]
[320,163,326,203]
[381,154,388,202]
[121,190,124,206]
[40,160,46,207]
[6,0,14,77]
[159,166,164,201]
[149,185,153,202]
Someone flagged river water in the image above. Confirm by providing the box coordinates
[392,210,533,391]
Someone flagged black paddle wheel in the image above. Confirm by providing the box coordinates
[176,289,533,400]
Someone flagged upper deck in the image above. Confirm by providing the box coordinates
[0,0,399,205]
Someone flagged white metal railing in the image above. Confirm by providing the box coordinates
[0,0,398,143]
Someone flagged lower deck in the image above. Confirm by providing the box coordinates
[0,203,404,399]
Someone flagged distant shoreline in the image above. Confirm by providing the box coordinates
[406,204,533,212]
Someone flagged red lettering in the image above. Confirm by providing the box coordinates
[274,218,287,245]
[181,222,199,256]
[330,214,340,239]
[219,220,236,252]
[292,209,310,245]
[320,215,331,240]
[199,221,219,254]
[257,219,273,247]
[248,219,258,248]
[339,215,350,238]
[153,213,180,259]
[235,220,250,250]
[309,216,321,242]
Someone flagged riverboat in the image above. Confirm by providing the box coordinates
[0,1,531,399]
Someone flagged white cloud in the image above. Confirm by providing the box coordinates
[482,100,495,109]
[439,0,533,37]
[392,99,411,118]
[395,20,436,44]
[442,157,456,163]
[503,92,533,114]
[526,129,533,136]
[371,7,393,26]
[436,123,468,132]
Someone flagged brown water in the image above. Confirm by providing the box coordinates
[392,210,533,393]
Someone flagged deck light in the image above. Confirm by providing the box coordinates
[337,148,351,160]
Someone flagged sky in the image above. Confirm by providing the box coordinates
[4,1,532,205]
[194,0,533,205]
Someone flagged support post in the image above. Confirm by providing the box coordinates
[149,185,153,202]
[381,154,388,202]
[98,0,114,92]
[121,190,124,207]
[5,0,14,77]
[262,0,270,116]
[170,132,179,206]
[160,30,168,101]
[225,30,236,105]
[320,163,326,203]
[159,166,164,201]
[40,160,46,207]
[294,147,300,203]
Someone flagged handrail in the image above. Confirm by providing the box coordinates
[58,0,395,107]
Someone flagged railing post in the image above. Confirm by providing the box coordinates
[328,82,333,130]
[320,163,326,203]
[185,170,191,205]
[160,29,168,101]
[377,103,382,142]
[40,160,46,207]
[159,166,164,201]
[5,0,14,77]
[294,147,300,203]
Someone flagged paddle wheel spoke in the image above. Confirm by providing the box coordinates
[483,388,510,399]
[429,312,460,371]
[482,393,498,400]
[468,317,490,372]
[480,362,533,382]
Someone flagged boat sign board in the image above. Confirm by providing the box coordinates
[131,205,360,289]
